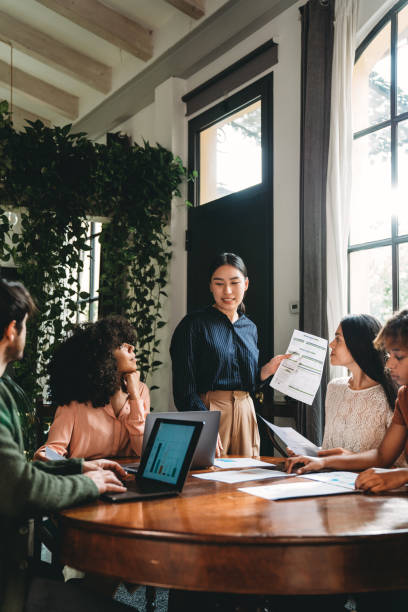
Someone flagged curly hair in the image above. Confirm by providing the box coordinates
[49,315,137,407]
[374,309,408,352]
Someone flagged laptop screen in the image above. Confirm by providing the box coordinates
[141,421,196,485]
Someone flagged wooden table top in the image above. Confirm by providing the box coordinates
[58,458,408,595]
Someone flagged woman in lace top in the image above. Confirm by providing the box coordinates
[320,314,400,459]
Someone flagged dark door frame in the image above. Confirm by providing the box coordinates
[186,71,274,360]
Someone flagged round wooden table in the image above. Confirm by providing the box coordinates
[58,459,408,595]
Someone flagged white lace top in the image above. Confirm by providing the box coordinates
[322,377,395,454]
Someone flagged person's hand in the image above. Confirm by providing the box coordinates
[215,434,224,458]
[286,447,296,457]
[285,455,326,474]
[84,469,127,495]
[123,371,141,399]
[318,447,352,457]
[355,467,408,493]
[83,459,128,480]
[260,354,292,380]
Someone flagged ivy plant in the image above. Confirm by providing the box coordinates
[0,104,187,456]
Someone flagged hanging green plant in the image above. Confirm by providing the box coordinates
[0,103,188,456]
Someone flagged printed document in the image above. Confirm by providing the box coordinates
[302,471,359,490]
[239,479,357,501]
[270,329,328,405]
[258,415,320,456]
[193,468,295,484]
[213,458,272,469]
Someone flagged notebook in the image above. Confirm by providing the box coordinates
[103,417,204,503]
[124,410,220,472]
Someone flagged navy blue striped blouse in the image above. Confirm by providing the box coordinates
[170,305,260,412]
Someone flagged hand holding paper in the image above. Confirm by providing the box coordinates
[270,330,328,405]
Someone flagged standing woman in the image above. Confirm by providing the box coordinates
[170,253,288,457]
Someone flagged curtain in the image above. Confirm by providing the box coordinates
[326,0,359,379]
[299,0,334,444]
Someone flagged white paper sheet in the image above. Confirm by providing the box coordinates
[193,468,295,484]
[258,415,320,456]
[302,471,358,490]
[238,480,357,500]
[270,330,328,405]
[213,458,272,469]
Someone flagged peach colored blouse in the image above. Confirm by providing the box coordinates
[34,381,150,461]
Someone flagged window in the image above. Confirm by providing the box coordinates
[349,0,408,320]
[199,100,262,204]
[77,220,102,323]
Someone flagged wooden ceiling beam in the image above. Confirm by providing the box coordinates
[11,106,51,130]
[37,0,153,61]
[0,60,78,119]
[0,10,111,93]
[165,0,205,20]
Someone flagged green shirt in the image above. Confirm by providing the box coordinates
[0,374,99,612]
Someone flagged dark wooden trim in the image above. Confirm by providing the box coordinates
[182,40,278,116]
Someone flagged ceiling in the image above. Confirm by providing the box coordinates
[0,0,298,137]
[0,0,228,131]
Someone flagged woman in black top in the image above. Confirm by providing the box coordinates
[170,253,289,457]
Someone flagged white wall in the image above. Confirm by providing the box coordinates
[118,0,398,412]
[117,1,303,411]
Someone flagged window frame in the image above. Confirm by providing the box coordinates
[348,0,408,313]
[187,72,274,207]
[77,220,101,323]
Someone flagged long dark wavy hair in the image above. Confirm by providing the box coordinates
[341,314,397,410]
[49,315,137,407]
[208,252,248,314]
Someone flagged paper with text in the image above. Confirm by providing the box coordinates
[238,480,357,501]
[270,330,328,405]
[302,471,359,490]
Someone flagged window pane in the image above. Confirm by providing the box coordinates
[397,5,408,116]
[398,119,408,235]
[399,242,408,309]
[353,23,391,132]
[349,247,392,321]
[349,128,391,245]
[199,100,262,205]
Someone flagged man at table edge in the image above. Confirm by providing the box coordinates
[0,278,132,612]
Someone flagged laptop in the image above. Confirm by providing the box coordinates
[124,410,220,473]
[103,418,204,503]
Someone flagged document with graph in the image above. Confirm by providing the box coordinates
[269,329,328,405]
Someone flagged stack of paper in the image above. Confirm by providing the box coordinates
[238,471,359,500]
[193,468,295,484]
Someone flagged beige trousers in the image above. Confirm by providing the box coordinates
[200,390,260,457]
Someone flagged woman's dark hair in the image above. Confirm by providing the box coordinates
[0,278,36,335]
[49,315,137,408]
[373,309,408,352]
[208,253,248,314]
[341,314,397,410]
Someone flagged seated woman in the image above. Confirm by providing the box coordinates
[319,314,398,456]
[286,309,408,487]
[34,315,149,461]
[287,314,398,460]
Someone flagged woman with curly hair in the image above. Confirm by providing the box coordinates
[34,315,150,461]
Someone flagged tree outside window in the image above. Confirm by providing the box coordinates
[349,0,408,321]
